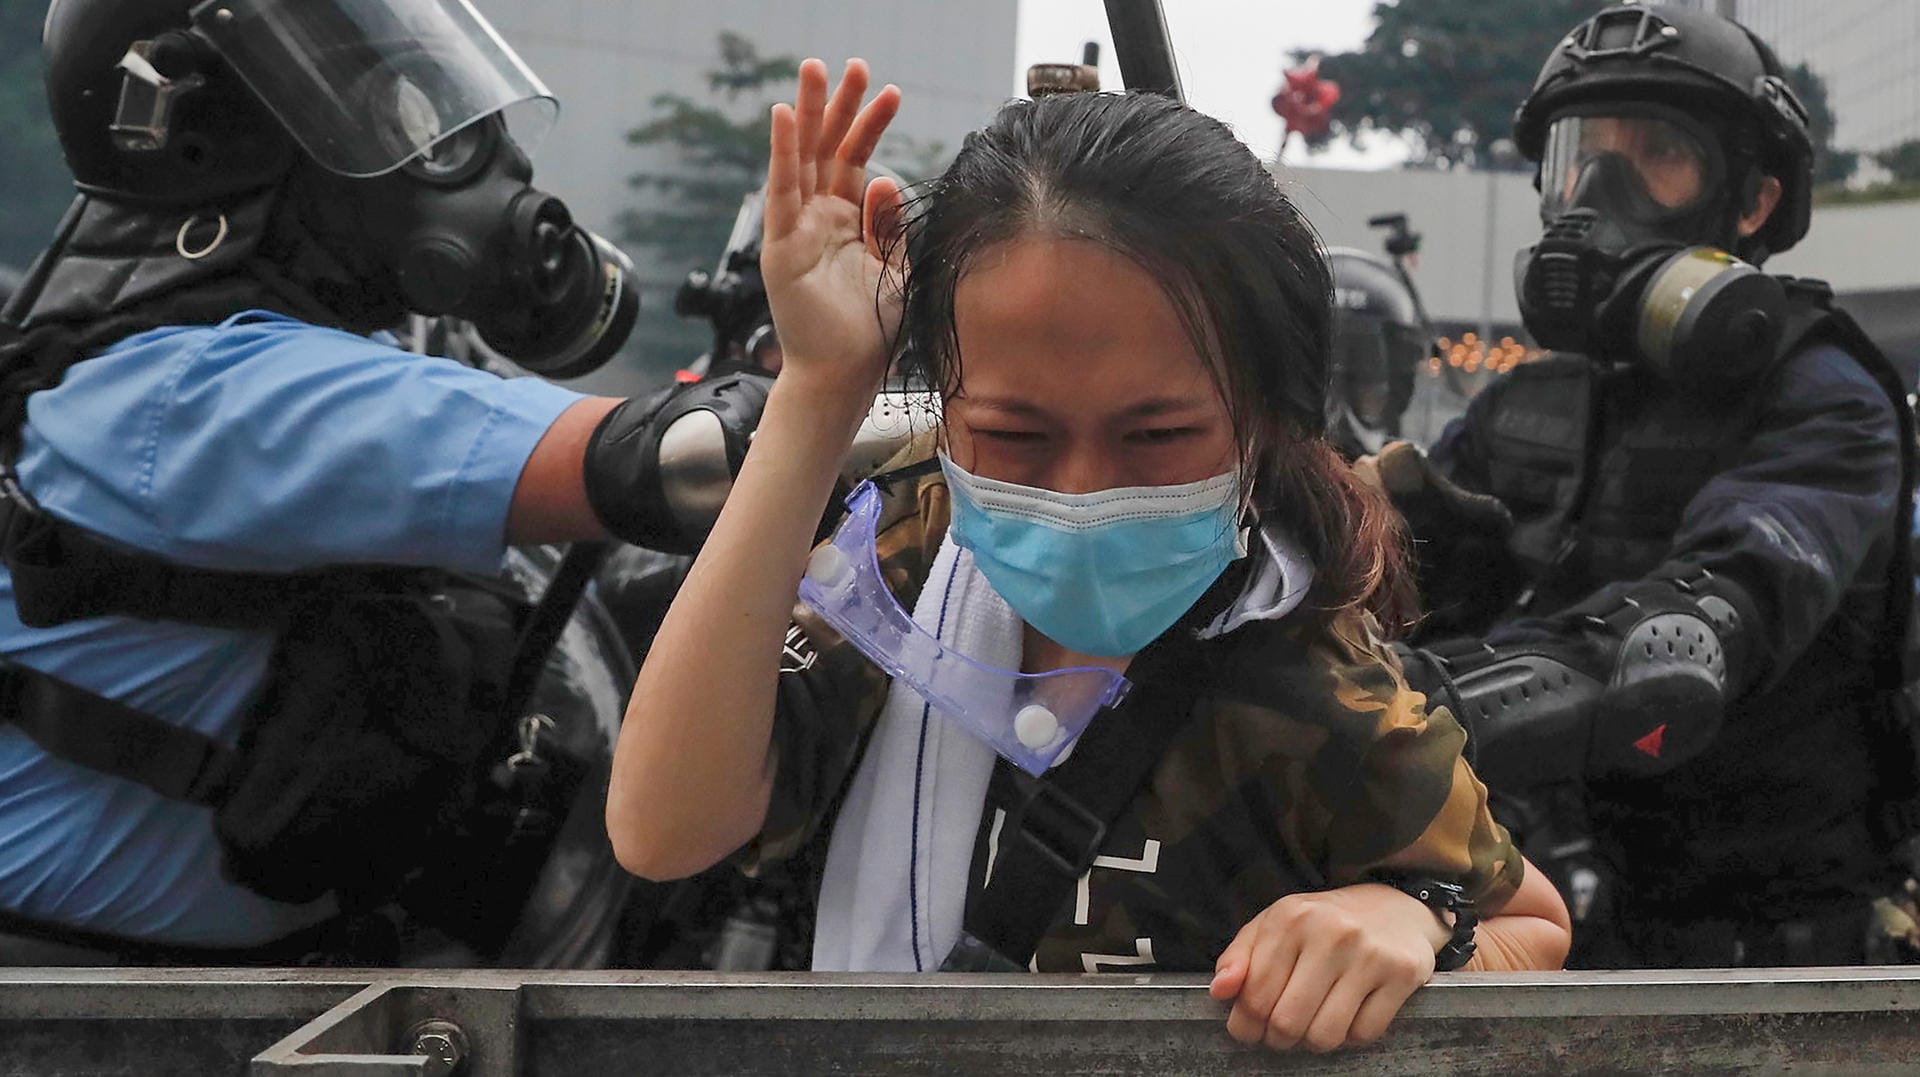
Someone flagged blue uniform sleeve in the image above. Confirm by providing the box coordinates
[17,312,586,574]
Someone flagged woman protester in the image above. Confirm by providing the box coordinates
[607,59,1570,1052]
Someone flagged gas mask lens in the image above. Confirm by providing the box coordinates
[1542,114,1713,218]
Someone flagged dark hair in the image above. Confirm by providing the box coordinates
[895,91,1416,633]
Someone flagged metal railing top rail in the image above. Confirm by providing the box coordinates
[7,965,1920,1021]
[9,968,1920,1075]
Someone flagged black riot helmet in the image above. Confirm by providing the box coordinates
[42,0,296,204]
[26,0,637,378]
[1324,247,1428,455]
[1510,3,1809,391]
[1513,2,1813,262]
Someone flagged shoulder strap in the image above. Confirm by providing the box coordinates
[0,661,240,807]
[945,628,1210,970]
[503,540,609,718]
[0,478,421,630]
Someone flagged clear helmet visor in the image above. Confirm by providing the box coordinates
[190,0,556,178]
[1541,113,1715,218]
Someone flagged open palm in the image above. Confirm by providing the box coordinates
[761,59,906,398]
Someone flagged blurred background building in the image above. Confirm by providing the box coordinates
[1,0,1914,417]
[1672,1,1920,185]
[470,0,1019,393]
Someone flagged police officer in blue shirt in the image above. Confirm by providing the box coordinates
[0,0,776,963]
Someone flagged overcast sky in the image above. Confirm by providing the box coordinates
[1012,0,1409,168]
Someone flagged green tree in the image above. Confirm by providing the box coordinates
[1783,63,1856,187]
[1305,0,1600,168]
[0,5,74,278]
[618,34,947,378]
[619,34,797,375]
[1873,139,1920,185]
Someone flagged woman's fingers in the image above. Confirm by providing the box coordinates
[831,84,902,203]
[1207,955,1248,1002]
[792,58,829,200]
[1345,977,1421,1048]
[862,175,904,262]
[1222,929,1301,1045]
[1298,974,1377,1054]
[1260,944,1342,1051]
[814,60,870,193]
[764,103,801,242]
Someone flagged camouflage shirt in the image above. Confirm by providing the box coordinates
[748,472,1523,973]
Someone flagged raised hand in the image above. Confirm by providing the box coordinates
[761,59,905,400]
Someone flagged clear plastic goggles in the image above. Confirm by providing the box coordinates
[190,0,556,177]
[799,482,1131,776]
[1541,112,1717,217]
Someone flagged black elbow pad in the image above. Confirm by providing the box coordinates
[583,373,773,554]
[1400,575,1749,790]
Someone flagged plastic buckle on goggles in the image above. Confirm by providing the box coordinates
[798,482,1131,776]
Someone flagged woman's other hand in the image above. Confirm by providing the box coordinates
[762,58,904,399]
[1208,883,1445,1053]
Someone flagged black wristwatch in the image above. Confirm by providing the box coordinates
[1383,877,1479,971]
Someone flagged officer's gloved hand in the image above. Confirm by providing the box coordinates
[1359,441,1520,636]
[1358,440,1513,541]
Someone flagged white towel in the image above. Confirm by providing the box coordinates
[810,523,1314,972]
[811,534,1012,971]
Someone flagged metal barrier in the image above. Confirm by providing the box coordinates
[6,967,1920,1075]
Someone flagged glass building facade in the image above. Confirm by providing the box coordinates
[1667,0,1920,171]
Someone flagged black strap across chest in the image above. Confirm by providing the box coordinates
[945,628,1211,970]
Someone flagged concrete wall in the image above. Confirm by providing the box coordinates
[1282,165,1540,331]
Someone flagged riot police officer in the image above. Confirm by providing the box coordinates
[0,0,772,964]
[1382,3,1919,967]
[1325,246,1428,458]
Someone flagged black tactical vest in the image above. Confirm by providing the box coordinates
[1457,285,1917,921]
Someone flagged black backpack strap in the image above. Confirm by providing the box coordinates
[943,630,1210,971]
[0,661,239,807]
[503,540,611,718]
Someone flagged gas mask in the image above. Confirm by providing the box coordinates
[333,114,638,378]
[1515,109,1785,392]
[189,0,637,377]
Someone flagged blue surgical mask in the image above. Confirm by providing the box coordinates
[938,452,1249,657]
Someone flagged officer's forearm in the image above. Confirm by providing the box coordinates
[506,396,622,545]
[1401,575,1748,791]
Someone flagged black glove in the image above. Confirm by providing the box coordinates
[1364,441,1520,636]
